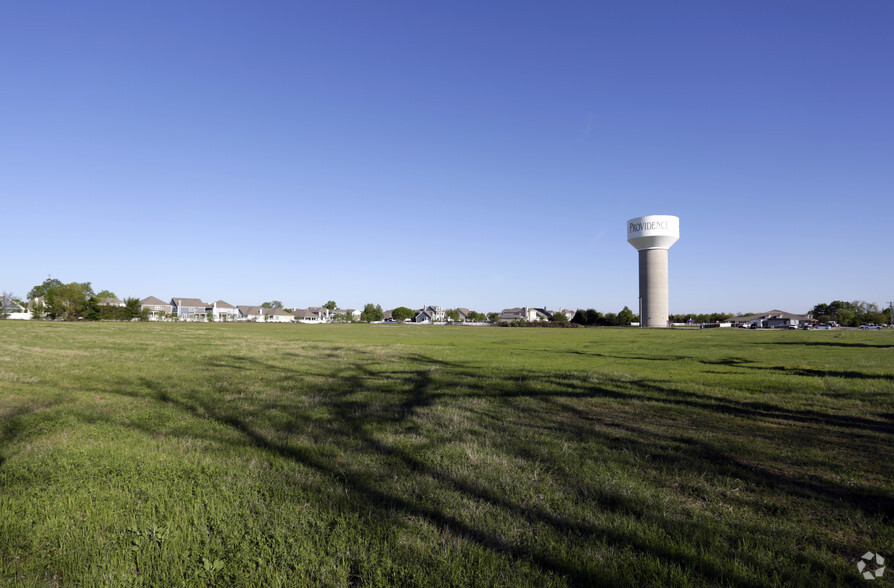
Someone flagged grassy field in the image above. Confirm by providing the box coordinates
[1,322,892,586]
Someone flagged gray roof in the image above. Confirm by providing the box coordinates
[141,296,169,306]
[214,300,236,309]
[172,298,209,308]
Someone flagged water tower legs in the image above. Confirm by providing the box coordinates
[638,248,669,327]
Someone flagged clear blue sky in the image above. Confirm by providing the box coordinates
[2,2,891,314]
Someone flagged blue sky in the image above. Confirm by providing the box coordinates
[2,2,891,314]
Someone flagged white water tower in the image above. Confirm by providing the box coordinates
[627,215,680,328]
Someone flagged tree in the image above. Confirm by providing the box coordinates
[323,300,337,311]
[617,306,635,326]
[571,310,587,325]
[466,310,487,322]
[445,308,461,322]
[549,311,568,323]
[261,300,283,309]
[487,312,500,323]
[48,282,94,320]
[360,303,384,322]
[96,290,117,300]
[124,297,142,320]
[392,306,415,322]
[584,309,602,326]
[30,302,46,320]
[28,278,63,301]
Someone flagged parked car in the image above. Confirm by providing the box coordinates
[815,325,831,330]
[860,324,882,330]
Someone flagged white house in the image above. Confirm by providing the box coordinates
[212,300,240,322]
[237,306,264,322]
[499,307,544,322]
[415,305,446,323]
[1,296,30,320]
[264,308,295,323]
[293,309,324,323]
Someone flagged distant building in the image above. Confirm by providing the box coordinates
[725,310,813,329]
[171,298,211,321]
[140,296,174,320]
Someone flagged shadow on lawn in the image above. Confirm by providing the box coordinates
[7,347,887,585]
[79,349,892,586]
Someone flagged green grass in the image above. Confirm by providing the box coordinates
[1,322,892,586]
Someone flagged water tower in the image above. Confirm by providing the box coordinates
[627,215,680,328]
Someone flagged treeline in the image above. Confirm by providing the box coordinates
[27,279,145,321]
[811,301,891,327]
[570,307,636,327]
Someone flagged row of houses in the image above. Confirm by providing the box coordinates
[138,297,359,323]
[2,295,576,325]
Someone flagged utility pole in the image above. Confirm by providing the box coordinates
[888,301,893,327]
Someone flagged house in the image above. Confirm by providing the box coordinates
[726,310,813,329]
[499,307,543,322]
[293,309,323,323]
[1,296,28,319]
[237,306,264,321]
[140,296,174,320]
[307,307,332,323]
[99,297,126,307]
[171,298,211,322]
[212,300,240,322]
[415,305,446,323]
[263,308,294,323]
[335,308,362,321]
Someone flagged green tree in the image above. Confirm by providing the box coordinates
[549,311,568,323]
[360,303,384,322]
[48,282,94,321]
[30,303,46,320]
[96,290,117,300]
[323,300,337,311]
[392,306,415,322]
[27,278,63,301]
[487,312,500,323]
[571,310,587,325]
[584,309,602,326]
[124,297,142,320]
[466,311,486,322]
[261,301,283,309]
[617,306,635,326]
[445,308,461,322]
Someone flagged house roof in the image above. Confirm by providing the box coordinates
[1,296,25,312]
[727,310,811,322]
[172,298,209,308]
[237,305,263,316]
[214,300,235,309]
[265,308,293,317]
[140,296,168,306]
[99,297,125,306]
[292,309,318,318]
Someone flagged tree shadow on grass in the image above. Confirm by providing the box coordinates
[77,349,890,585]
[7,346,890,586]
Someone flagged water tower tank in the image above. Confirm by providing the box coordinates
[627,215,680,328]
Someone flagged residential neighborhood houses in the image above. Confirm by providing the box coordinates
[2,291,581,325]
